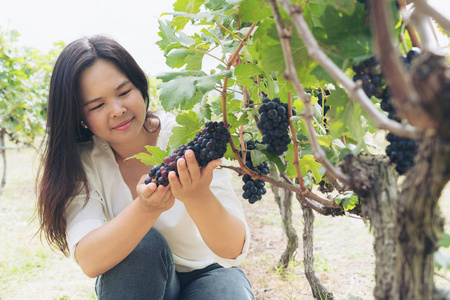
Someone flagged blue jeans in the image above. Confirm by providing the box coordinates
[95,228,254,300]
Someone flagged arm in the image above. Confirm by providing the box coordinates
[168,150,246,259]
[74,180,174,278]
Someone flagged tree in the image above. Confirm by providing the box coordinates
[136,0,450,298]
[0,27,62,195]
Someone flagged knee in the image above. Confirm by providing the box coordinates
[132,228,173,264]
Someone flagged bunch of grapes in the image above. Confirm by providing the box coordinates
[257,97,296,156]
[146,121,231,186]
[318,178,334,194]
[357,0,369,10]
[352,48,421,175]
[352,56,385,100]
[239,140,270,204]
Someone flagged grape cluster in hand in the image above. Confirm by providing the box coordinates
[257,97,296,156]
[240,140,270,204]
[146,121,231,186]
[352,48,421,175]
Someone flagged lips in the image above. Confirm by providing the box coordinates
[113,118,133,131]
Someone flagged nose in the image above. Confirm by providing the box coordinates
[110,99,126,118]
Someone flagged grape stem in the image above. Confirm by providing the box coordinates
[287,92,306,192]
[397,0,421,48]
[221,165,341,209]
[215,21,247,46]
[220,23,257,172]
[276,0,423,141]
[269,0,351,187]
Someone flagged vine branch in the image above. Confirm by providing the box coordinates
[269,0,351,187]
[276,0,423,141]
[369,0,438,131]
[287,92,306,192]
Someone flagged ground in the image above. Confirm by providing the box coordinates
[0,147,449,299]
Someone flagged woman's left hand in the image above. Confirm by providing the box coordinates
[168,150,221,206]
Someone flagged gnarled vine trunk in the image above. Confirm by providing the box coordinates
[340,154,398,299]
[272,184,298,269]
[395,136,450,300]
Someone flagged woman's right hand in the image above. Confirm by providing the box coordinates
[135,175,175,214]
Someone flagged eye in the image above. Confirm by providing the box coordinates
[90,103,104,111]
[119,89,131,97]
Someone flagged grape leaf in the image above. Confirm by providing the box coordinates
[438,233,450,248]
[312,4,372,65]
[234,63,262,88]
[156,19,195,53]
[299,155,322,183]
[238,0,272,23]
[253,19,319,88]
[129,146,169,166]
[168,111,201,149]
[173,0,204,14]
[157,70,232,110]
[255,143,286,173]
[250,149,267,167]
[328,0,356,15]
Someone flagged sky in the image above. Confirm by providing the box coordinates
[0,0,449,76]
[0,0,176,74]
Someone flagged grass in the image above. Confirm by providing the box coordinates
[0,145,449,299]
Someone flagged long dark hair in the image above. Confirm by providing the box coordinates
[37,35,153,256]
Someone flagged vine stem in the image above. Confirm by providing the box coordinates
[215,21,246,45]
[276,0,423,141]
[287,92,306,192]
[221,164,339,208]
[220,23,257,171]
[397,0,421,48]
[269,0,350,186]
[368,0,438,131]
[221,22,257,125]
[193,48,226,65]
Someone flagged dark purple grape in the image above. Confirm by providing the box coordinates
[146,121,231,187]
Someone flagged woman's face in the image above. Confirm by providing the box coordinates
[79,59,147,146]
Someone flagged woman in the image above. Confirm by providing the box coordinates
[37,35,254,299]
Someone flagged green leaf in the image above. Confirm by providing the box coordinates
[157,71,231,111]
[156,19,195,53]
[253,19,319,88]
[299,155,322,183]
[317,135,332,147]
[173,0,205,14]
[238,0,272,23]
[438,233,450,248]
[256,143,286,173]
[343,193,359,211]
[129,146,168,166]
[250,149,267,167]
[234,63,262,88]
[328,0,356,15]
[168,111,201,149]
[312,5,372,64]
